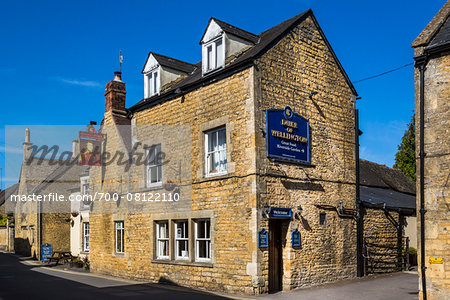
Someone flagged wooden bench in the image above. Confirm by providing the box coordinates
[46,251,78,265]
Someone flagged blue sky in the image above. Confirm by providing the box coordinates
[0,0,445,188]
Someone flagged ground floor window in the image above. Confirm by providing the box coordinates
[153,217,212,263]
[175,221,189,260]
[195,219,211,262]
[115,221,124,253]
[83,222,89,252]
[156,221,169,259]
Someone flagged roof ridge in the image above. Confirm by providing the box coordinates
[412,1,450,47]
[211,17,259,39]
[151,52,196,67]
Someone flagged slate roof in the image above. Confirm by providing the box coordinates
[142,53,197,74]
[412,1,450,48]
[359,159,416,213]
[426,16,450,50]
[0,184,19,208]
[200,17,260,44]
[131,9,357,112]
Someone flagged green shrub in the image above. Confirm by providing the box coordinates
[408,247,417,255]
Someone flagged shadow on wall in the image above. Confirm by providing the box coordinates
[14,238,32,258]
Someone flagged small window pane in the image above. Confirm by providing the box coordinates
[216,39,223,68]
[207,45,213,70]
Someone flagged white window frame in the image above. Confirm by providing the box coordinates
[115,221,124,253]
[195,219,211,262]
[82,222,89,252]
[205,127,227,177]
[174,221,189,260]
[156,221,169,259]
[146,144,163,188]
[144,67,160,98]
[202,36,225,74]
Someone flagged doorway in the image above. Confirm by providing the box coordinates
[269,219,283,292]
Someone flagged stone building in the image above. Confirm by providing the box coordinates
[13,129,85,259]
[0,184,18,252]
[359,159,416,274]
[412,1,450,299]
[89,9,360,295]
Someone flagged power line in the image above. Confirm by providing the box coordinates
[354,62,414,83]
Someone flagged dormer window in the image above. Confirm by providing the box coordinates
[144,68,160,98]
[203,37,224,74]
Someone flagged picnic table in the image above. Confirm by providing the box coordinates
[46,251,78,265]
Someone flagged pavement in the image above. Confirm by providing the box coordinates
[261,272,419,300]
[0,252,419,300]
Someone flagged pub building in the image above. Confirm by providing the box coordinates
[87,9,403,295]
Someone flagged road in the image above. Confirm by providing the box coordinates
[0,253,227,300]
[0,252,418,300]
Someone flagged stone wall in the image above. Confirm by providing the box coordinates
[363,209,401,274]
[254,15,357,291]
[415,49,450,300]
[90,69,258,295]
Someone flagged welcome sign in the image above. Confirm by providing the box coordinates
[266,106,310,164]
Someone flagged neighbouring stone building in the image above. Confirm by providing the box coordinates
[359,159,416,274]
[412,1,450,299]
[13,129,85,259]
[0,184,18,252]
[89,9,359,295]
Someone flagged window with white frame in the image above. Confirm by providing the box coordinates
[205,127,227,176]
[145,69,160,98]
[156,221,169,259]
[115,221,124,253]
[195,219,211,262]
[175,221,189,260]
[203,37,224,74]
[147,144,162,187]
[82,183,89,195]
[83,222,89,252]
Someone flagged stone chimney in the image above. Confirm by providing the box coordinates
[72,139,79,159]
[105,71,126,113]
[23,128,32,161]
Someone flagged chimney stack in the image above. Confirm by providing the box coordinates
[72,139,79,159]
[105,71,126,113]
[23,128,32,161]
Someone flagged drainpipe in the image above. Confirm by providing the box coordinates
[415,55,427,300]
[355,105,364,277]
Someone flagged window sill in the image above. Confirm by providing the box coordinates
[202,65,225,77]
[141,183,163,192]
[151,259,213,268]
[113,252,126,258]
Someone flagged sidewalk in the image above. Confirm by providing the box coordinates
[8,253,418,299]
[261,272,419,300]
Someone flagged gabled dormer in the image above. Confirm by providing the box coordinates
[200,18,259,75]
[142,53,196,99]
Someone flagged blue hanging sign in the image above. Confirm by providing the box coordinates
[40,243,52,261]
[266,106,310,164]
[258,229,269,248]
[292,229,301,247]
[268,207,292,219]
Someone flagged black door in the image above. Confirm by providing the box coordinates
[269,219,283,292]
